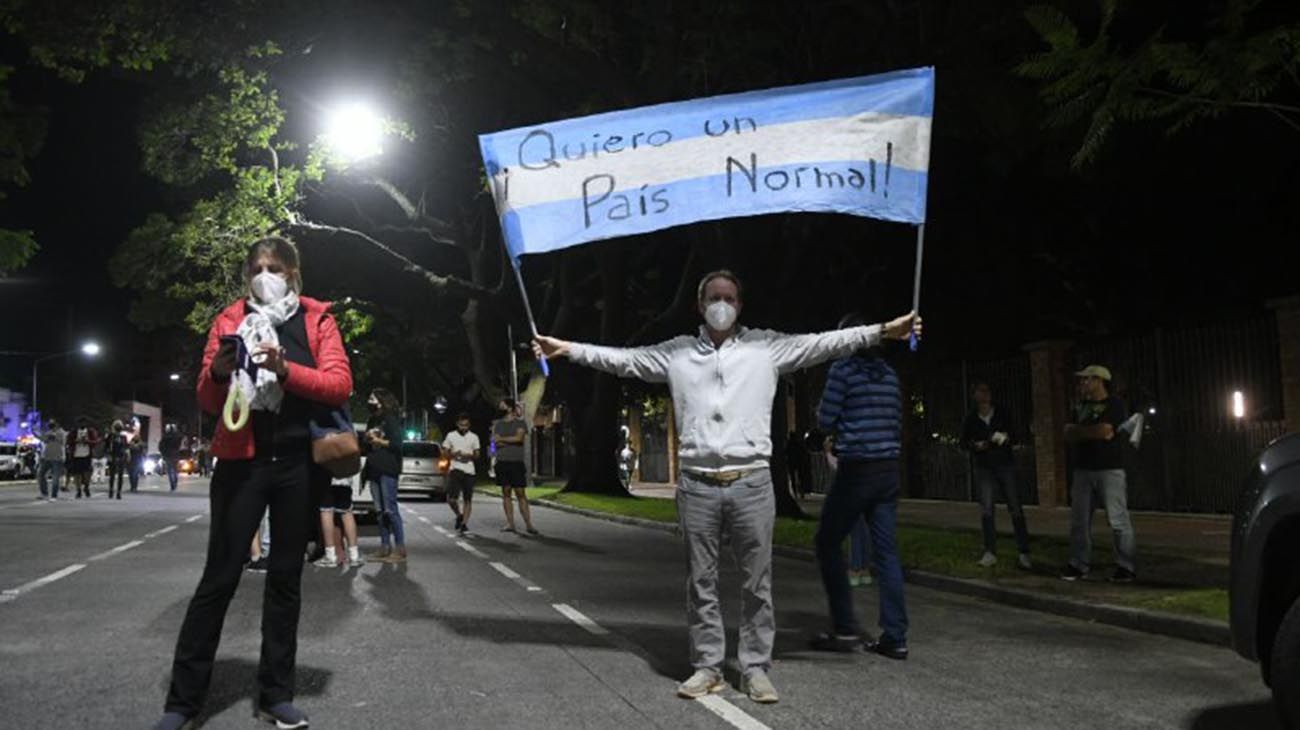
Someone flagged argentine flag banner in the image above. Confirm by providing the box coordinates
[480,66,934,262]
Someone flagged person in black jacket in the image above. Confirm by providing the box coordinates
[960,382,1032,569]
[363,388,406,562]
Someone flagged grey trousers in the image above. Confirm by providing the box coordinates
[675,469,776,675]
[1069,469,1137,573]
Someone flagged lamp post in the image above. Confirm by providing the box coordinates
[0,340,101,419]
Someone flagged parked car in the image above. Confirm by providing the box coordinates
[397,440,448,500]
[0,442,20,480]
[1230,432,1300,728]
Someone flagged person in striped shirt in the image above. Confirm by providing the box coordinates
[809,314,909,660]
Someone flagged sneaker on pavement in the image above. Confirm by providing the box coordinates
[256,701,309,729]
[742,670,780,704]
[313,555,339,568]
[151,711,191,730]
[977,551,998,568]
[245,557,269,573]
[676,669,725,699]
[863,637,909,661]
[501,525,517,533]
[1109,567,1137,583]
[347,551,364,567]
[367,549,392,561]
[454,516,464,531]
[526,526,540,535]
[808,632,862,653]
[1059,564,1086,581]
[1018,553,1033,570]
[457,522,468,533]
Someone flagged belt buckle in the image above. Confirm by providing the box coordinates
[715,470,743,486]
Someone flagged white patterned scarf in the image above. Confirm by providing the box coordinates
[234,290,301,413]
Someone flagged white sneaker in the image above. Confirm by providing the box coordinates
[676,669,725,699]
[978,552,998,568]
[742,670,780,704]
[313,554,339,568]
[1018,553,1033,570]
[347,550,364,566]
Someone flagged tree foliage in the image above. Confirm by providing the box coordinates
[1018,0,1300,167]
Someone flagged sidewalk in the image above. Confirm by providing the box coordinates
[625,481,1230,640]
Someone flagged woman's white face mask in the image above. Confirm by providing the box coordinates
[704,301,738,332]
[250,271,289,304]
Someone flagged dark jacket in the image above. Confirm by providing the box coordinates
[961,406,1016,469]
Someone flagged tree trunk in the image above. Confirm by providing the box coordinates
[563,249,631,496]
[770,379,806,518]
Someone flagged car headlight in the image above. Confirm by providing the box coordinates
[144,458,156,473]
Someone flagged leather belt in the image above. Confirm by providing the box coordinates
[683,468,757,487]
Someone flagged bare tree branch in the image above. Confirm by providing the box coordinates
[281,219,494,300]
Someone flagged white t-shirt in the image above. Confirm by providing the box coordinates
[73,429,91,458]
[442,430,481,475]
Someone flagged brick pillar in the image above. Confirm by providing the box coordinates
[1024,340,1073,507]
[1268,296,1300,434]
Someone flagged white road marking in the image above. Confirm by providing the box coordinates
[433,525,451,536]
[696,694,773,730]
[551,603,609,635]
[185,514,204,523]
[488,562,521,579]
[88,540,145,562]
[144,525,178,538]
[2,564,87,597]
[455,541,489,559]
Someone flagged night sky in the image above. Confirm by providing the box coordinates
[1,2,1298,423]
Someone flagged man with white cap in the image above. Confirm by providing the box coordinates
[1061,364,1137,583]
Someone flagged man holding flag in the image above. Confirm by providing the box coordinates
[533,270,919,703]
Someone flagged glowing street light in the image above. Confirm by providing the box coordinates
[169,373,182,382]
[1232,391,1246,420]
[81,341,101,357]
[323,101,385,163]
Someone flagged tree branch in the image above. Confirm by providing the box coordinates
[281,219,494,300]
[1137,86,1300,117]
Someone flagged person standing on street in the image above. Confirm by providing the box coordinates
[363,388,406,563]
[159,424,183,492]
[68,416,99,499]
[106,420,129,499]
[493,399,537,534]
[533,270,920,704]
[961,382,1032,569]
[153,235,352,730]
[442,413,481,534]
[1061,365,1138,583]
[37,419,68,501]
[808,318,909,660]
[127,425,146,493]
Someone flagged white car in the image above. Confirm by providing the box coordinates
[397,441,448,500]
[0,443,20,480]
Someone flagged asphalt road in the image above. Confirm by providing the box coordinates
[0,475,1281,730]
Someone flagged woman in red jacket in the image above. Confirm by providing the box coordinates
[154,236,352,730]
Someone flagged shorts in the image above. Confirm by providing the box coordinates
[69,456,93,476]
[447,470,476,501]
[494,460,527,489]
[318,482,354,513]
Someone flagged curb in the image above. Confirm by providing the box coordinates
[527,497,1231,648]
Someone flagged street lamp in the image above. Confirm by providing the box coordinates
[0,340,102,419]
[1232,390,1246,420]
[323,101,385,163]
[169,373,181,382]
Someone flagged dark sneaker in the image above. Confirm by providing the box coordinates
[526,526,540,535]
[1109,567,1137,584]
[457,522,468,533]
[245,557,269,573]
[256,701,309,729]
[1059,564,1087,582]
[864,637,909,660]
[151,711,191,730]
[808,632,862,653]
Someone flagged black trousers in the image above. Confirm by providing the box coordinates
[107,459,126,496]
[165,456,312,716]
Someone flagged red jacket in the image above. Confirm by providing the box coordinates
[198,296,353,460]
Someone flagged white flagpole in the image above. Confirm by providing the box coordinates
[909,223,925,351]
[507,254,550,377]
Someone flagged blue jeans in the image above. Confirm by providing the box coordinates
[1070,469,1137,573]
[166,459,180,491]
[371,474,404,548]
[976,465,1031,554]
[850,516,871,571]
[38,460,65,498]
[815,459,908,643]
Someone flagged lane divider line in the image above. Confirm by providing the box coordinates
[88,540,145,562]
[2,564,87,597]
[696,695,774,730]
[185,514,204,523]
[552,603,609,636]
[455,541,489,559]
[144,525,178,539]
[488,562,521,579]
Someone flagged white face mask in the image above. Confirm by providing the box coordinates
[250,271,289,304]
[704,301,738,332]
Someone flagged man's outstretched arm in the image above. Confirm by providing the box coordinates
[533,334,678,383]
